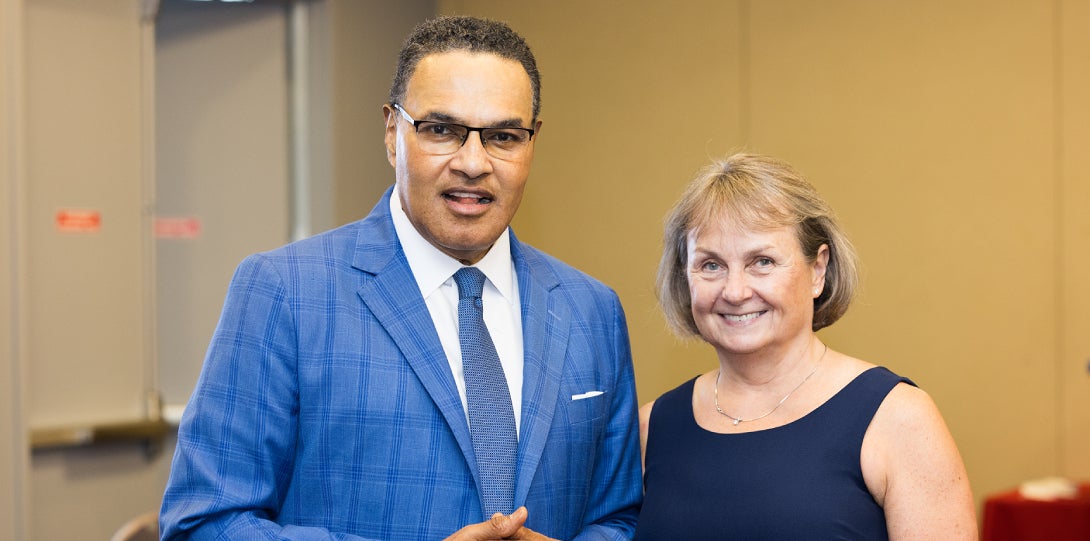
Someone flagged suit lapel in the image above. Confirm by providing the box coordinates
[352,194,569,508]
[353,189,480,481]
[511,237,570,505]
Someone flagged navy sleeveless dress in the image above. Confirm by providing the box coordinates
[634,366,913,540]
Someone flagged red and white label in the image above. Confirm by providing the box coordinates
[55,209,102,233]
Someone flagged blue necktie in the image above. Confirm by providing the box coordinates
[453,267,517,517]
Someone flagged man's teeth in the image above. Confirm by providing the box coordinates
[447,192,492,203]
[724,312,763,322]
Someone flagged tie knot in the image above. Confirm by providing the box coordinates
[453,267,486,300]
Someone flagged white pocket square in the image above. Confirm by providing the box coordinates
[571,390,604,401]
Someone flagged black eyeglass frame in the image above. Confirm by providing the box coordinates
[391,103,536,151]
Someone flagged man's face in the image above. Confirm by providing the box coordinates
[384,51,540,264]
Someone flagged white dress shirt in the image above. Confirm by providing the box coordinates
[389,190,525,433]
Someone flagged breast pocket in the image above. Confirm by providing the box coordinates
[565,389,609,425]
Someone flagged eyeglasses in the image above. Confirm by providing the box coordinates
[392,103,535,160]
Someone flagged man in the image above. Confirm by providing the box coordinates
[160,16,642,541]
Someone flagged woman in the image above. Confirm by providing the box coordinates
[634,154,976,540]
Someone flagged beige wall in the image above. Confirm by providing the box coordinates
[155,0,293,407]
[24,0,151,427]
[441,0,1090,510]
[1,0,29,537]
[327,0,437,225]
[1059,0,1090,481]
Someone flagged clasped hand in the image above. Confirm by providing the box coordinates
[443,507,558,541]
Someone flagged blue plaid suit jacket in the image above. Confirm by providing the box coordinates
[160,188,642,540]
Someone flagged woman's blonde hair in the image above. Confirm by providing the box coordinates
[657,153,859,335]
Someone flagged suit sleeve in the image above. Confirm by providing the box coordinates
[159,254,381,541]
[572,292,643,540]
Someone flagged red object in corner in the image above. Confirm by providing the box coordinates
[982,483,1090,541]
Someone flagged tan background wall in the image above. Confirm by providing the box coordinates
[24,0,150,428]
[1059,0,1090,480]
[328,0,437,225]
[437,0,1090,508]
[1,0,30,537]
[155,0,292,408]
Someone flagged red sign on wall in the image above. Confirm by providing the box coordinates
[55,209,102,233]
[155,217,202,240]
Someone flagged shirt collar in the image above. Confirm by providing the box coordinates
[389,187,516,301]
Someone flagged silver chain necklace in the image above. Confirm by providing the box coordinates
[714,344,828,426]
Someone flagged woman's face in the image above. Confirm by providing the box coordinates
[686,219,828,357]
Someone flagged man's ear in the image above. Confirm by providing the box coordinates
[382,104,397,167]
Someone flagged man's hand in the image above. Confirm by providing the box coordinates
[443,507,559,541]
